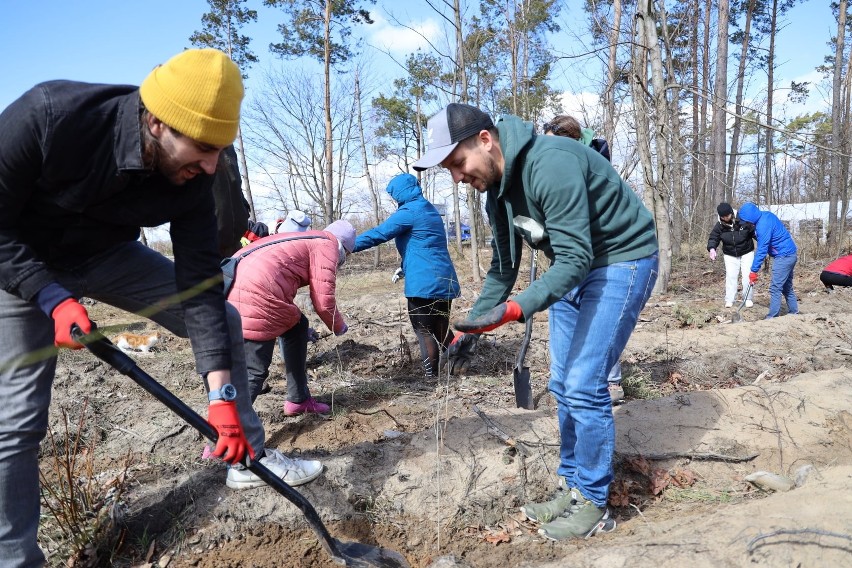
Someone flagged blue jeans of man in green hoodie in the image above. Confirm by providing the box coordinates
[414,103,659,539]
[549,256,657,502]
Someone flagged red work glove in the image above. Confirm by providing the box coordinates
[207,402,255,465]
[749,271,759,284]
[51,298,93,349]
[454,300,523,334]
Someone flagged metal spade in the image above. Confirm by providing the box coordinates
[732,284,753,323]
[513,250,537,410]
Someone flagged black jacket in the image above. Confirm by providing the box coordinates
[707,216,756,257]
[0,80,231,373]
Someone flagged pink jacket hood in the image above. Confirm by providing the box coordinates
[226,230,347,341]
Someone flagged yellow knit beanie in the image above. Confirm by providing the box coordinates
[140,48,243,147]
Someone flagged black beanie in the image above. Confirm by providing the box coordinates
[717,202,734,217]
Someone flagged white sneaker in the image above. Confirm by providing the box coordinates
[226,449,323,489]
[725,302,733,308]
[745,300,753,308]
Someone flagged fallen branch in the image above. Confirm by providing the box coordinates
[617,451,759,463]
[110,423,146,441]
[471,405,529,457]
[747,528,852,554]
[149,424,188,453]
[361,319,405,328]
[353,408,403,428]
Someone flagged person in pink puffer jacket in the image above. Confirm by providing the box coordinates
[226,220,355,415]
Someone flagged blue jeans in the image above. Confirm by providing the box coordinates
[0,241,264,567]
[766,254,799,318]
[548,253,658,507]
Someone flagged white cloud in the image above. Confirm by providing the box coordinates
[557,91,602,118]
[366,12,440,56]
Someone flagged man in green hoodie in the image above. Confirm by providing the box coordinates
[413,103,658,540]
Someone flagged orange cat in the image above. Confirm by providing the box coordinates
[113,331,160,353]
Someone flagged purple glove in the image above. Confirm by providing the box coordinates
[307,327,320,343]
[335,323,348,337]
[708,249,717,261]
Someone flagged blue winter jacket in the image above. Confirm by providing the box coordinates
[738,202,797,273]
[353,174,461,300]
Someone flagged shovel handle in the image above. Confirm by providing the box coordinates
[70,325,347,564]
[516,251,538,369]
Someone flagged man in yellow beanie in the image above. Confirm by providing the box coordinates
[0,48,321,567]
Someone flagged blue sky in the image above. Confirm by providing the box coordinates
[0,1,837,113]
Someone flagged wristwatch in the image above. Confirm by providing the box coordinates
[208,383,237,402]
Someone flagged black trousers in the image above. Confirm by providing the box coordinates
[244,313,311,403]
[820,270,852,289]
[407,297,453,378]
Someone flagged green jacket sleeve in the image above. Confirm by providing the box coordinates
[511,152,594,317]
[469,191,521,319]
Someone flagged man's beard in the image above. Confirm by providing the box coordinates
[142,126,192,186]
[482,154,502,189]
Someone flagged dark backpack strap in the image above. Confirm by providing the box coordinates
[590,138,611,162]
[221,234,327,297]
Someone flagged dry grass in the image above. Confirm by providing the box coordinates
[39,400,134,567]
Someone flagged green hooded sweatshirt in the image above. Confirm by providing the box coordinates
[470,114,658,320]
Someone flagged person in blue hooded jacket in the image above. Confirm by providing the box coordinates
[737,202,799,318]
[353,173,461,378]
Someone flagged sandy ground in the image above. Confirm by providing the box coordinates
[40,254,852,567]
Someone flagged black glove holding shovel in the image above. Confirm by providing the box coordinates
[448,300,524,374]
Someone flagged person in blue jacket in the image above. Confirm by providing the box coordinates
[353,173,461,378]
[737,202,799,318]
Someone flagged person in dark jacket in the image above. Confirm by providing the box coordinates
[353,173,461,378]
[820,254,852,290]
[542,114,611,162]
[212,145,252,258]
[0,48,321,566]
[414,103,658,540]
[707,202,756,308]
[738,202,799,318]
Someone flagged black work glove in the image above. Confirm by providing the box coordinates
[446,332,479,375]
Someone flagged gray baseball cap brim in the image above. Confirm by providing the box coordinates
[412,142,459,171]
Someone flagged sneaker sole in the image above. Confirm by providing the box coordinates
[226,464,324,490]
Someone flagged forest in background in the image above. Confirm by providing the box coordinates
[182,0,852,293]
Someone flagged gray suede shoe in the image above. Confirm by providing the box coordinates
[538,488,615,540]
[520,489,575,523]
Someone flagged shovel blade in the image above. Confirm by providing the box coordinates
[513,367,534,409]
[336,540,410,568]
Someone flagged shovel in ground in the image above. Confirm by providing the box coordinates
[513,250,536,410]
[72,326,409,568]
[731,284,753,323]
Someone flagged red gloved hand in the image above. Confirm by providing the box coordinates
[749,271,759,284]
[454,300,523,334]
[51,298,93,349]
[207,402,255,465]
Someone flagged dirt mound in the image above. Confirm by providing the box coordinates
[40,259,852,567]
